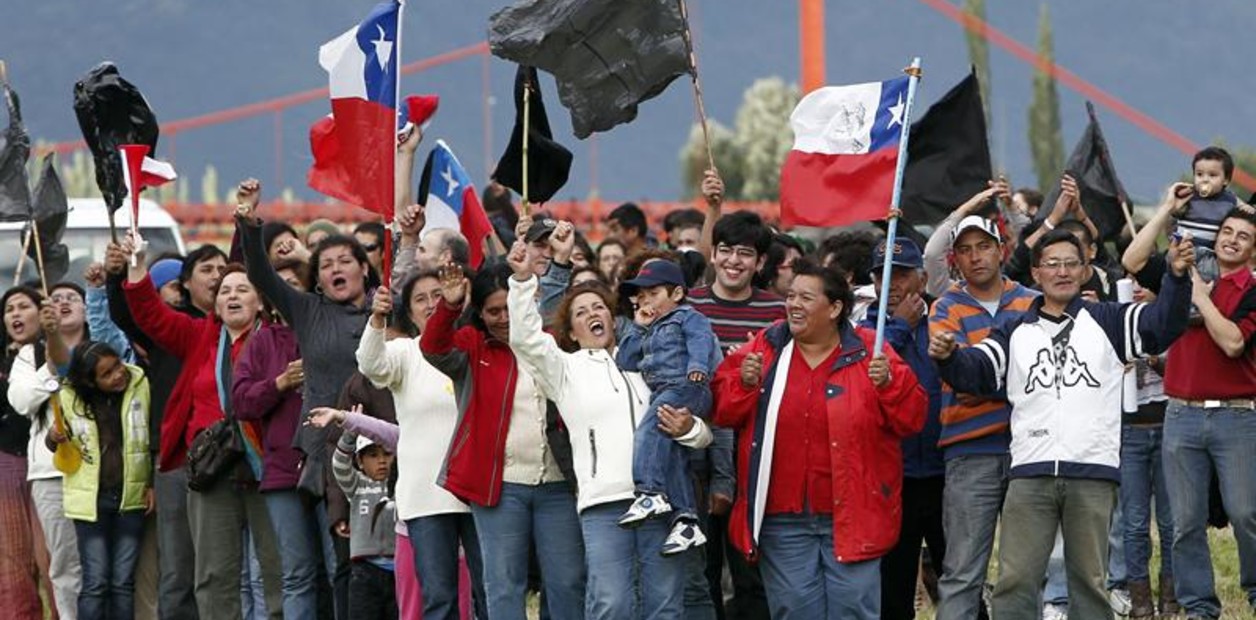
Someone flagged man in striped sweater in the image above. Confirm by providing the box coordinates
[927,215,1039,620]
[687,210,784,620]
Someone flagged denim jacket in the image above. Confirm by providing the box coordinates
[617,305,722,390]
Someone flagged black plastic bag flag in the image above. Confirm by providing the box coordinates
[1040,102,1130,242]
[72,62,160,214]
[28,154,69,284]
[489,0,691,139]
[900,70,994,225]
[0,80,32,222]
[492,66,573,203]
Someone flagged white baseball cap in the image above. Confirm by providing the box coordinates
[951,215,1002,247]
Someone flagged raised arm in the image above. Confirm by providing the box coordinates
[419,264,471,380]
[84,267,136,364]
[341,410,400,452]
[506,258,568,398]
[697,170,723,260]
[331,430,360,497]
[355,292,410,390]
[1123,183,1189,275]
[119,236,202,360]
[234,179,311,325]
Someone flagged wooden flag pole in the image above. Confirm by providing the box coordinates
[1120,199,1138,238]
[13,227,32,287]
[677,0,717,175]
[30,219,49,297]
[521,73,531,219]
[873,58,923,355]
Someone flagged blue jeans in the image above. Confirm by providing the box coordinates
[581,500,687,620]
[1163,402,1256,618]
[470,481,586,620]
[74,491,146,620]
[758,513,881,619]
[635,384,710,519]
[263,490,323,619]
[406,512,487,620]
[936,454,1009,620]
[1121,425,1174,583]
[240,527,267,620]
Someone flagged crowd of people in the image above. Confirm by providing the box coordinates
[0,131,1253,620]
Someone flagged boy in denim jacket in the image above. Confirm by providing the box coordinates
[615,259,722,555]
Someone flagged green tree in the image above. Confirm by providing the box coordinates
[1028,3,1064,193]
[963,0,992,135]
[733,77,800,201]
[679,120,744,200]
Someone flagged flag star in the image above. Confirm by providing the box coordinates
[372,24,394,72]
[886,94,905,130]
[441,165,459,197]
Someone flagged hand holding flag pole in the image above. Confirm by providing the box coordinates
[872,57,923,355]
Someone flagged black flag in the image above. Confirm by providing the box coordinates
[28,154,69,284]
[0,81,32,222]
[900,70,993,225]
[491,66,573,203]
[488,0,691,139]
[73,62,160,214]
[1040,102,1129,242]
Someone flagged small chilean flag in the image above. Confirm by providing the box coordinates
[780,77,910,228]
[308,0,401,219]
[419,141,493,268]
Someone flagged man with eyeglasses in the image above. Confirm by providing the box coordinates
[686,207,783,620]
[353,221,387,274]
[929,228,1195,620]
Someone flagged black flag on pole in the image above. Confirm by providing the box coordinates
[488,0,691,139]
[900,70,993,225]
[1039,102,1129,242]
[29,154,69,284]
[73,62,160,214]
[0,81,32,223]
[491,66,573,203]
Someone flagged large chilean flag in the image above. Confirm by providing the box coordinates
[420,141,494,268]
[308,1,401,218]
[780,77,910,228]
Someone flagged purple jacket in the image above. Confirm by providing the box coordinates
[232,323,304,491]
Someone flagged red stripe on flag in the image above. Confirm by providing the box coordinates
[307,98,396,219]
[780,149,898,228]
[458,188,494,269]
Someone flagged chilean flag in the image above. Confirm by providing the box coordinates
[420,141,493,268]
[780,77,910,228]
[308,1,401,219]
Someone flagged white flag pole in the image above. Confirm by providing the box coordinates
[873,57,923,355]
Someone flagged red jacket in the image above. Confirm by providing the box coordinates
[713,321,926,564]
[419,300,520,507]
[123,274,265,471]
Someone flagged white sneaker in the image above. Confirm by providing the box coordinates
[1042,602,1068,620]
[661,519,706,556]
[617,493,672,528]
[1109,588,1132,616]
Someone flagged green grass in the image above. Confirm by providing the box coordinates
[910,526,1251,619]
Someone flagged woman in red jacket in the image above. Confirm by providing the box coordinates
[712,258,927,620]
[114,239,283,620]
[420,261,585,620]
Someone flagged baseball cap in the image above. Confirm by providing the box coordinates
[618,259,685,296]
[355,435,378,454]
[951,215,1001,247]
[524,217,558,244]
[150,258,183,291]
[870,238,924,272]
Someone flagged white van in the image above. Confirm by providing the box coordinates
[0,198,187,286]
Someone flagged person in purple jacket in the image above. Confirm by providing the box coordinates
[231,258,325,619]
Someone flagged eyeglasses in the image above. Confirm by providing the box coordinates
[49,293,82,304]
[361,243,380,252]
[1037,259,1084,272]
[715,244,758,260]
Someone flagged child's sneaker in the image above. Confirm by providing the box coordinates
[618,493,672,528]
[661,519,706,556]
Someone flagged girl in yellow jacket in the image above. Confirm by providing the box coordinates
[48,341,152,620]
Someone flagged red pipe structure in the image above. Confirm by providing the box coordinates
[915,0,1255,188]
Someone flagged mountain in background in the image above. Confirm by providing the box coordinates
[6,0,1253,207]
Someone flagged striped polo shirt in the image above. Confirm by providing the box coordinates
[688,286,786,350]
[928,278,1039,459]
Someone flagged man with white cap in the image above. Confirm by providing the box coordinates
[927,214,1040,620]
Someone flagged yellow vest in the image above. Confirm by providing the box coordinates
[60,366,151,522]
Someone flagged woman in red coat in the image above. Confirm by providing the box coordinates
[712,258,927,620]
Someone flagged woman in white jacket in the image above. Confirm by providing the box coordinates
[7,284,88,619]
[505,237,713,620]
[353,268,486,620]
